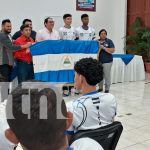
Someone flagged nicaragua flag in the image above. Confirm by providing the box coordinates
[30,40,99,83]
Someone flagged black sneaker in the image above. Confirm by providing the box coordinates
[98,89,103,92]
[62,90,69,97]
[105,90,109,93]
[75,92,80,95]
[62,93,69,97]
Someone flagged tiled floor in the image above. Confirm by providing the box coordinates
[114,73,150,150]
[64,73,150,150]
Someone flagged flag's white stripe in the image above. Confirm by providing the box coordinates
[33,53,97,73]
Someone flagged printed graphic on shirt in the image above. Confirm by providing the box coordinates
[59,27,76,40]
[67,92,117,134]
[76,26,95,40]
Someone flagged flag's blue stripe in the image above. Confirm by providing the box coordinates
[30,40,99,56]
[34,70,75,83]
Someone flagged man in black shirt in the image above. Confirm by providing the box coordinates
[12,19,36,41]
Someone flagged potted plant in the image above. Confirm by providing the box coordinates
[126,17,150,72]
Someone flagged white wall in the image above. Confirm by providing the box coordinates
[0,0,127,53]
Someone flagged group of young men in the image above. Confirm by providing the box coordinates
[0,13,115,93]
[36,14,96,41]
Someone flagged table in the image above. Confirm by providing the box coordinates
[111,55,145,83]
[30,41,145,84]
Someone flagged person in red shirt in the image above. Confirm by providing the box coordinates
[14,24,34,83]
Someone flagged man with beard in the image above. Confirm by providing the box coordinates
[0,19,32,81]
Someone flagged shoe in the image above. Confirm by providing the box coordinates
[75,92,80,95]
[74,89,80,95]
[62,93,69,97]
[104,90,109,93]
[98,89,103,92]
[62,90,69,97]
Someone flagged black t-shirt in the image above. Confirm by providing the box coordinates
[99,38,115,63]
[12,30,36,41]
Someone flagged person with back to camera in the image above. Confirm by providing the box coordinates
[4,81,104,150]
[66,58,117,140]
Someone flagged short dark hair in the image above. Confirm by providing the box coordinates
[44,17,53,25]
[22,19,32,25]
[81,14,89,19]
[20,24,31,31]
[2,19,11,25]
[63,14,72,20]
[6,82,67,150]
[99,29,107,36]
[74,58,103,86]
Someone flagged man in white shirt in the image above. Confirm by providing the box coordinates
[67,58,117,135]
[76,14,95,40]
[36,17,60,41]
[59,14,77,96]
[59,14,76,40]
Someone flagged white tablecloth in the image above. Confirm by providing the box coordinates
[111,55,145,84]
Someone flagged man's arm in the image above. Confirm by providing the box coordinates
[101,39,115,54]
[101,45,115,54]
[0,33,31,51]
[97,48,101,60]
[58,28,63,40]
[92,28,96,40]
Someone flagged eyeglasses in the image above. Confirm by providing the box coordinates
[48,21,54,23]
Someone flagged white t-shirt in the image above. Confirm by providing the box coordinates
[0,100,16,150]
[71,138,104,150]
[67,91,117,134]
[16,138,103,150]
[59,26,76,40]
[36,27,60,41]
[76,26,95,40]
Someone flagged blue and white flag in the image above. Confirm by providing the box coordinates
[30,40,99,83]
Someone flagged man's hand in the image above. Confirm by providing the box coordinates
[21,42,32,49]
[25,42,32,48]
[26,48,30,53]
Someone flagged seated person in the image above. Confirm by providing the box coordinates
[4,81,103,150]
[67,58,117,135]
[5,82,72,150]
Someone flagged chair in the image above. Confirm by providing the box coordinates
[70,121,123,150]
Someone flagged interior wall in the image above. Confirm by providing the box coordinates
[0,0,127,53]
